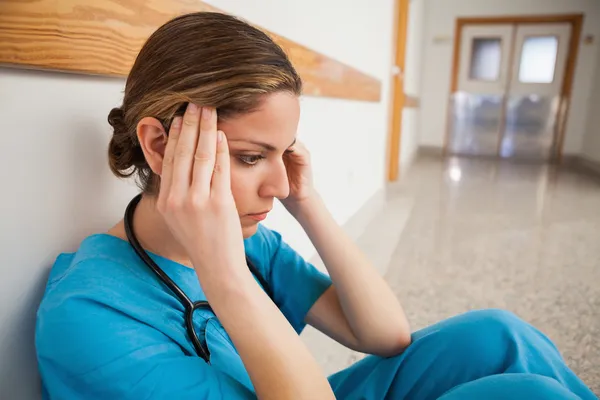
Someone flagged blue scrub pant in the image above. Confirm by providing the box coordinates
[328,309,596,399]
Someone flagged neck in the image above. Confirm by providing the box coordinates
[111,194,193,268]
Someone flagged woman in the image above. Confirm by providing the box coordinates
[35,12,595,400]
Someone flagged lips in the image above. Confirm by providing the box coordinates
[247,210,270,221]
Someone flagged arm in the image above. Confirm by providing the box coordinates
[298,193,411,357]
[157,105,334,400]
[199,262,334,400]
[279,139,409,356]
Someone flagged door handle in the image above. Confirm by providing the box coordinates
[392,65,403,78]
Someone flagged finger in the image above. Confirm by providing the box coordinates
[159,115,183,200]
[191,107,218,198]
[289,140,306,155]
[284,141,309,164]
[172,103,201,195]
[211,130,231,198]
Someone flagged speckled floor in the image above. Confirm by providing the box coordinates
[385,156,600,394]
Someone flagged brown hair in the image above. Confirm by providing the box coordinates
[108,12,302,194]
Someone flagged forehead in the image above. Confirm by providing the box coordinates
[219,92,300,142]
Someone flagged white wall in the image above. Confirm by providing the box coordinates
[419,0,600,156]
[0,1,396,398]
[400,0,425,173]
[582,41,600,164]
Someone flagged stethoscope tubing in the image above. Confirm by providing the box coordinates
[124,194,272,362]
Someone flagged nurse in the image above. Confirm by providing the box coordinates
[35,12,595,400]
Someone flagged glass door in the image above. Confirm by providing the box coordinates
[449,24,513,156]
[449,22,572,162]
[500,23,571,160]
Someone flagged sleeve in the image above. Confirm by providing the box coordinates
[258,226,333,334]
[36,295,256,400]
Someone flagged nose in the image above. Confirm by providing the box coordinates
[259,159,290,200]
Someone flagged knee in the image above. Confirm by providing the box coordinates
[459,308,530,337]
[432,309,531,370]
[440,308,529,340]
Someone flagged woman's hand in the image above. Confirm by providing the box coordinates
[155,104,335,400]
[156,103,245,275]
[281,141,318,216]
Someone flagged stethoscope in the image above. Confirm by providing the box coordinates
[124,194,272,363]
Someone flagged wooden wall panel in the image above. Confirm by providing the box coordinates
[0,0,381,102]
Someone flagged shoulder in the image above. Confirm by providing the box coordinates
[38,235,127,313]
[40,234,155,307]
[36,234,160,352]
[36,235,170,382]
[243,224,284,269]
[245,224,305,262]
[244,224,300,276]
[244,224,283,258]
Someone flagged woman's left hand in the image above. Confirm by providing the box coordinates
[281,141,317,215]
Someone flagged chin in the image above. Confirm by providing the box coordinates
[242,223,259,239]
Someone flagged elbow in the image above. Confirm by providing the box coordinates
[361,329,412,358]
[382,318,412,356]
[393,318,412,354]
[382,331,412,357]
[397,331,412,351]
[352,316,412,357]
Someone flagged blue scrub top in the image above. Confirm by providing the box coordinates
[35,224,332,399]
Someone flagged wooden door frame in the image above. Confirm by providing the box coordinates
[387,0,410,182]
[445,14,583,162]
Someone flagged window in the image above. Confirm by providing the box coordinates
[518,36,558,83]
[469,38,502,81]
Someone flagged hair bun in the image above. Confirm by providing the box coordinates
[107,106,139,179]
[108,107,127,134]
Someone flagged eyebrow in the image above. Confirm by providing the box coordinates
[229,138,297,151]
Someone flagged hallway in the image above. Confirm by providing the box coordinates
[386,157,600,393]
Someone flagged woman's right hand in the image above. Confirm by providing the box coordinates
[156,103,246,276]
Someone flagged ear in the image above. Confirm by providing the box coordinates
[136,117,168,176]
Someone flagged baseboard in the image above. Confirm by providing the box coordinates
[564,155,600,179]
[579,156,600,177]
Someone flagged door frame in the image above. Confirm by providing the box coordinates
[386,0,410,182]
[445,14,583,162]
